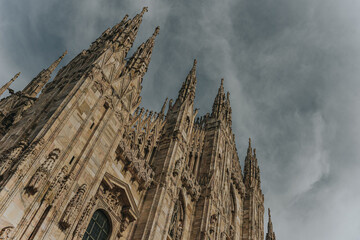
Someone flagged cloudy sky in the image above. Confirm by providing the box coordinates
[1,0,360,239]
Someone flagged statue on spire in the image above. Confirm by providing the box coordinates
[0,72,20,97]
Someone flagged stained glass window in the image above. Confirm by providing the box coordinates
[82,210,111,240]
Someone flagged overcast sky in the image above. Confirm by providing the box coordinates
[1,0,360,239]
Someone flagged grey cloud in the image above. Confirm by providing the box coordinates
[1,0,360,239]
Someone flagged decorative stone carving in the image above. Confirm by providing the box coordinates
[209,213,218,234]
[181,167,201,201]
[15,138,44,176]
[25,148,60,195]
[128,160,154,190]
[0,139,27,177]
[173,157,183,177]
[73,197,97,239]
[59,184,87,230]
[117,141,154,190]
[44,166,70,204]
[119,214,130,234]
[0,226,13,240]
[229,225,235,239]
[97,174,139,237]
[231,168,245,197]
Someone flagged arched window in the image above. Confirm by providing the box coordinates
[168,198,185,240]
[83,210,111,240]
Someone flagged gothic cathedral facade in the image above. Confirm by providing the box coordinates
[0,8,276,240]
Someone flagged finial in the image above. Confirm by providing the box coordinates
[153,26,160,36]
[268,208,271,218]
[122,14,129,22]
[254,148,256,157]
[14,72,21,79]
[249,138,251,148]
[227,92,230,99]
[193,59,197,67]
[48,51,68,72]
[221,78,224,86]
[142,7,149,14]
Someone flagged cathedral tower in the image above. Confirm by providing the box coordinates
[0,8,276,240]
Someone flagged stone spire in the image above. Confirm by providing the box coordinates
[211,78,232,126]
[266,208,276,240]
[0,72,20,97]
[109,7,148,51]
[243,138,260,188]
[159,97,168,117]
[22,51,67,98]
[123,26,160,78]
[212,78,225,118]
[85,7,147,58]
[177,59,197,103]
[225,91,232,123]
[48,51,67,72]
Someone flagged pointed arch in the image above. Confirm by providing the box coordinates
[82,209,112,240]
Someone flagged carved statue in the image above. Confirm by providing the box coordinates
[25,148,60,195]
[73,197,97,239]
[0,226,13,240]
[0,140,27,177]
[59,184,87,230]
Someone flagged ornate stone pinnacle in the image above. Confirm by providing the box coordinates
[154,26,160,36]
[142,7,149,14]
[122,14,129,22]
[48,51,68,72]
[13,72,21,79]
[160,97,168,115]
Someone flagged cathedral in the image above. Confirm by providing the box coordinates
[0,7,277,240]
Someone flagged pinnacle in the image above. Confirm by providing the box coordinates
[268,208,272,220]
[0,72,21,97]
[247,137,252,156]
[13,72,21,79]
[141,7,149,15]
[154,26,160,36]
[177,59,197,103]
[48,51,68,72]
[122,14,129,22]
[123,26,160,76]
[160,97,168,116]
